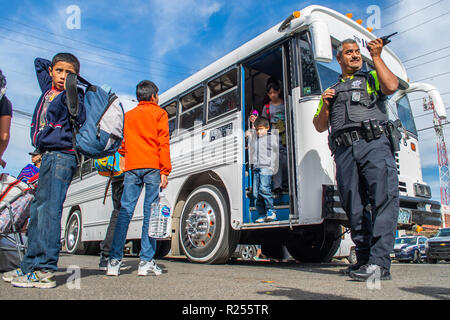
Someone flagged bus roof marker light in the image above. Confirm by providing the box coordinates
[278,11,301,32]
[356,19,363,25]
[411,142,416,152]
[346,13,353,19]
[367,27,373,32]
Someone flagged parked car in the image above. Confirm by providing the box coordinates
[426,227,450,264]
[333,229,356,264]
[232,244,260,261]
[392,236,427,263]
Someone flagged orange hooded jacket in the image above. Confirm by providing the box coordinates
[119,101,171,176]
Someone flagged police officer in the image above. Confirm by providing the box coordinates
[313,38,399,281]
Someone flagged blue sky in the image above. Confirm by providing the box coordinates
[1,0,449,202]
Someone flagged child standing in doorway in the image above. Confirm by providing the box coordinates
[248,117,278,223]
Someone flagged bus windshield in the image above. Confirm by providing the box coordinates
[315,47,340,91]
[395,95,417,136]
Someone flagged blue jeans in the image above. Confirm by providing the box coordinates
[252,168,274,217]
[109,169,160,262]
[20,151,77,273]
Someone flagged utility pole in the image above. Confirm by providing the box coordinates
[423,97,450,228]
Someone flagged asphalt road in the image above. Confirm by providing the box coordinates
[1,253,449,301]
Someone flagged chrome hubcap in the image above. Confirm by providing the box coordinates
[67,215,79,250]
[185,201,216,248]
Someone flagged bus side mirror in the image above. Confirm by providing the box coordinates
[399,82,447,120]
[310,19,333,63]
[426,86,447,120]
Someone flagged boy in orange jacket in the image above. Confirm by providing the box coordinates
[107,80,171,276]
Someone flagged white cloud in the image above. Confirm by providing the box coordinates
[149,0,222,58]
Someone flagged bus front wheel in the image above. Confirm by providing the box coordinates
[179,185,239,264]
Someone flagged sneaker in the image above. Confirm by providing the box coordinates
[255,217,266,223]
[349,264,392,281]
[99,258,131,271]
[11,270,56,289]
[265,210,276,222]
[340,261,368,276]
[138,260,162,276]
[106,259,122,276]
[99,258,108,271]
[2,268,25,283]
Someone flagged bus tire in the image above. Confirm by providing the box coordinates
[85,241,101,255]
[155,240,171,258]
[64,209,86,255]
[179,185,239,264]
[261,243,285,261]
[286,222,341,263]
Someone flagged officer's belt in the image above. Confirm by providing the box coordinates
[333,126,387,147]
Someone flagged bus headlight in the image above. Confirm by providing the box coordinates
[414,183,432,199]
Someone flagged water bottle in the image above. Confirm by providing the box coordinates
[149,191,172,239]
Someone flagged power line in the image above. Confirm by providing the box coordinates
[415,106,450,119]
[401,45,450,63]
[382,0,444,28]
[13,109,33,118]
[417,121,450,132]
[384,0,405,10]
[0,35,188,81]
[0,16,198,73]
[0,26,191,78]
[410,92,450,102]
[414,71,450,82]
[406,54,450,70]
[397,11,450,35]
[362,0,405,20]
[11,121,30,129]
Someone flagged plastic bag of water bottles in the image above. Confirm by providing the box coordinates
[149,191,172,239]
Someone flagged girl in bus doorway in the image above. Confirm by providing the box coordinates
[261,77,288,198]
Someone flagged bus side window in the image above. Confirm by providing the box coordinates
[162,100,178,137]
[298,32,321,96]
[180,86,204,131]
[207,68,240,121]
[72,158,94,181]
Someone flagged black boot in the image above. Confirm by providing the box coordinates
[340,261,367,275]
[349,264,392,281]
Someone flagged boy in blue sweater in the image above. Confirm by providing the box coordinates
[2,53,85,288]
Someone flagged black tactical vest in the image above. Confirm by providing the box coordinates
[329,71,388,138]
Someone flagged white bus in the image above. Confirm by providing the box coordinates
[61,5,445,263]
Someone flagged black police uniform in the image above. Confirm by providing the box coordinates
[326,70,399,271]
